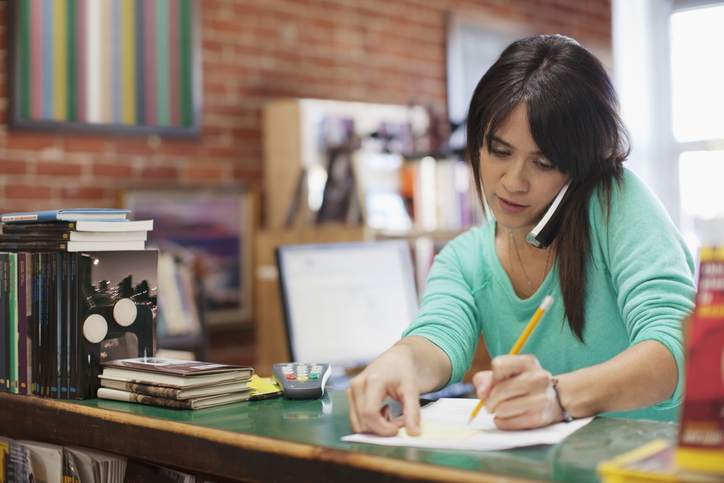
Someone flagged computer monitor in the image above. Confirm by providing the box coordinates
[276,240,418,373]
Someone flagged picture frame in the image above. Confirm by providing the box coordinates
[7,0,201,136]
[446,13,529,126]
[123,188,255,326]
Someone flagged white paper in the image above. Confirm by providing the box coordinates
[342,398,593,451]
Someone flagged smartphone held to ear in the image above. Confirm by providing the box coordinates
[526,182,571,248]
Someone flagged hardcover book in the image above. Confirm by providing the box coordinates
[102,357,252,377]
[100,358,253,389]
[1,220,153,233]
[677,246,724,475]
[98,378,250,400]
[97,387,252,409]
[1,208,129,223]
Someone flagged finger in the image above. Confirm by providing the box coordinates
[358,378,402,436]
[494,407,548,430]
[492,390,549,420]
[396,383,421,436]
[472,371,493,399]
[346,387,362,433]
[485,376,529,413]
[486,370,550,411]
[491,355,541,382]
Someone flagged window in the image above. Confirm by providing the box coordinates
[670,2,724,251]
[614,0,724,256]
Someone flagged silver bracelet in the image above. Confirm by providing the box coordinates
[551,377,573,423]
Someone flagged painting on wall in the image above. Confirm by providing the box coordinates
[124,188,255,326]
[9,0,201,136]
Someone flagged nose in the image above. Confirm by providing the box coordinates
[501,158,529,194]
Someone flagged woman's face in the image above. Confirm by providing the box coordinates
[480,103,570,234]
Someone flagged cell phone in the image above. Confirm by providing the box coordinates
[526,181,571,248]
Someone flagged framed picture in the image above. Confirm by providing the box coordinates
[124,188,255,326]
[446,13,529,126]
[8,0,201,136]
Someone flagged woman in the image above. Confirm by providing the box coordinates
[347,34,696,436]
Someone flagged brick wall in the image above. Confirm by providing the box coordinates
[0,0,610,214]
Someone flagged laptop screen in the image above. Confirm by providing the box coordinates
[276,240,419,371]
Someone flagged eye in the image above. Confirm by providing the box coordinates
[490,147,511,158]
[534,159,555,170]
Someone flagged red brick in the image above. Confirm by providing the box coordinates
[183,162,227,182]
[0,159,28,175]
[5,184,53,200]
[114,138,158,155]
[58,186,108,200]
[6,132,57,150]
[139,165,180,180]
[232,164,263,181]
[158,141,202,156]
[62,136,109,153]
[92,162,134,178]
[36,161,83,177]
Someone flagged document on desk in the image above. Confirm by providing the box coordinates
[342,398,593,451]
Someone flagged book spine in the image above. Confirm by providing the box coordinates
[8,253,18,394]
[17,253,28,395]
[76,254,93,399]
[54,252,63,398]
[24,253,33,396]
[41,252,51,397]
[30,253,39,395]
[1,214,40,222]
[68,254,79,399]
[31,253,42,396]
[0,254,7,392]
[61,253,69,399]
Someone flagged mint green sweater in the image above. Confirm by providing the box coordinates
[403,169,696,421]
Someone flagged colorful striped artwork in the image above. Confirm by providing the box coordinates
[12,0,198,133]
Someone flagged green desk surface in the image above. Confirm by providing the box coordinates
[74,389,677,482]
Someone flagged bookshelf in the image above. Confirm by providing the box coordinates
[258,98,485,376]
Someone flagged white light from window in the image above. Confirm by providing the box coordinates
[679,150,724,220]
[671,5,724,142]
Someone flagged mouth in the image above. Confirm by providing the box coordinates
[496,195,528,213]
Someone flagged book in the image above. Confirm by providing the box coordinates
[64,446,126,483]
[0,240,146,252]
[1,208,129,223]
[66,240,146,252]
[17,440,64,483]
[599,439,723,482]
[100,357,254,388]
[97,387,252,409]
[0,230,148,241]
[1,219,154,232]
[677,246,724,475]
[98,377,250,400]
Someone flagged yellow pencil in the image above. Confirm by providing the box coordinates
[467,295,554,424]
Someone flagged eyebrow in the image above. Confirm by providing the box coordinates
[489,135,543,156]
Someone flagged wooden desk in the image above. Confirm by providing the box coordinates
[0,390,676,482]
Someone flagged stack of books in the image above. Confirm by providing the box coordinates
[97,357,255,409]
[0,208,153,252]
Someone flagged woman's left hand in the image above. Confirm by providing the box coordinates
[472,354,563,429]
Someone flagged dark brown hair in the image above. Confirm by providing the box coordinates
[466,35,629,340]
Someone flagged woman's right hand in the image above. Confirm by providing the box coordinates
[346,343,422,436]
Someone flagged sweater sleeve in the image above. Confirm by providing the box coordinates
[595,170,696,410]
[402,230,484,385]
